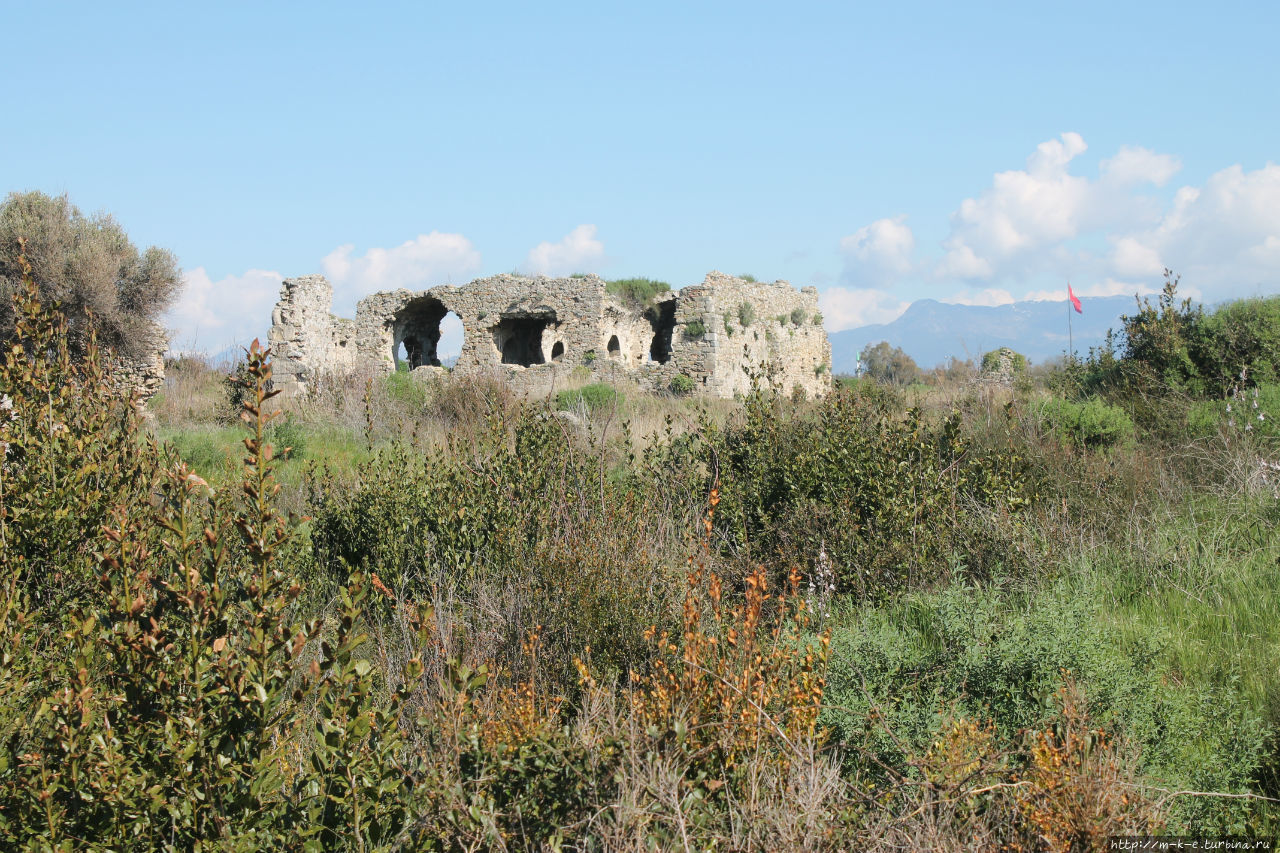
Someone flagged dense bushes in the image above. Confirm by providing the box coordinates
[1083,271,1280,401]
[1036,396,1135,450]
[704,384,1034,599]
[0,253,163,613]
[0,275,840,848]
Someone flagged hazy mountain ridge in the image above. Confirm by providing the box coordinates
[829,295,1140,372]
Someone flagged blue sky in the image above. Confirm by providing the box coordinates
[4,1,1278,356]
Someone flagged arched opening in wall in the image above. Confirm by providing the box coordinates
[392,296,448,369]
[551,341,565,362]
[437,312,465,367]
[493,312,555,367]
[648,301,676,364]
[607,335,621,359]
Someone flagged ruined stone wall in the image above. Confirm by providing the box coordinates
[265,271,831,399]
[110,320,168,409]
[675,273,830,398]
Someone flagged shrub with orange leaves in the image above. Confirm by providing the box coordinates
[625,486,831,779]
[1015,680,1163,851]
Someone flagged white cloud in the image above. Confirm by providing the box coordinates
[938,132,1095,280]
[839,215,915,286]
[935,244,993,279]
[818,287,910,331]
[165,267,284,357]
[1108,236,1165,278]
[923,132,1278,304]
[1101,145,1181,186]
[1119,162,1280,295]
[824,134,1270,311]
[523,224,605,277]
[941,288,1016,307]
[322,232,482,314]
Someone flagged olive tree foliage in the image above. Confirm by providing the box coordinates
[861,340,921,385]
[0,191,181,360]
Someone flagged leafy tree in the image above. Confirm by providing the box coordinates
[861,340,920,386]
[1117,270,1201,388]
[0,191,180,360]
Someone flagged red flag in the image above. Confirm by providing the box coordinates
[1068,283,1083,314]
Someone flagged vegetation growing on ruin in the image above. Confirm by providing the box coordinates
[604,276,671,310]
[3,254,1279,847]
[983,347,1029,374]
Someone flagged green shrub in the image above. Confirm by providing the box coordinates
[1187,382,1280,440]
[0,297,417,847]
[822,574,1268,831]
[557,382,622,413]
[684,319,706,338]
[606,277,671,309]
[709,389,1034,600]
[669,374,695,395]
[738,301,755,327]
[383,367,427,408]
[790,307,807,326]
[738,273,757,283]
[1037,397,1135,450]
[1191,295,1280,393]
[0,260,163,612]
[268,414,307,460]
[812,311,823,326]
[221,357,253,423]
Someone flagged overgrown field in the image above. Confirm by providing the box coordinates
[3,265,1279,850]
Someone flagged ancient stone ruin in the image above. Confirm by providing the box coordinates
[267,271,832,399]
[113,321,168,406]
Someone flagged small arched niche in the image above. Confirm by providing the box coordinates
[607,334,621,359]
[551,341,565,362]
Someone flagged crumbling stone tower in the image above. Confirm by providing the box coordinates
[267,271,831,399]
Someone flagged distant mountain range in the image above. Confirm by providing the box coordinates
[829,295,1141,373]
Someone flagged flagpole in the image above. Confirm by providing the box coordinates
[1068,281,1074,362]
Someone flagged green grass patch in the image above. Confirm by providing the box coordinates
[556,383,623,413]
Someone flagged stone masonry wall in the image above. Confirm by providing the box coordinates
[266,271,832,400]
[110,320,168,410]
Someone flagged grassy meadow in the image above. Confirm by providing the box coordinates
[2,269,1279,850]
